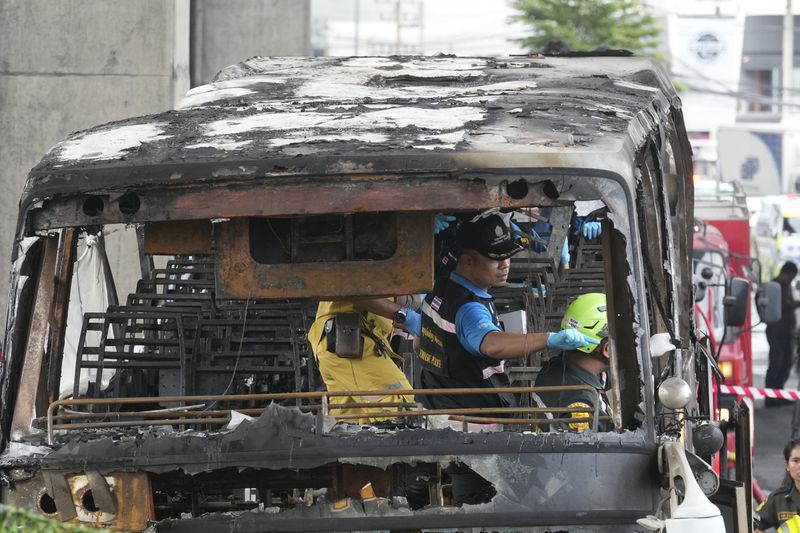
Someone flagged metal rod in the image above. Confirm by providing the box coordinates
[333,406,605,420]
[46,385,598,443]
[48,401,415,422]
[448,415,611,425]
[51,418,231,431]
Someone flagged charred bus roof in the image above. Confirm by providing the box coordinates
[21,55,680,234]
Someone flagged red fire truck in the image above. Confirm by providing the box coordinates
[693,180,765,500]
[694,181,755,389]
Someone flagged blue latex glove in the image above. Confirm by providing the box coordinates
[582,221,601,240]
[529,225,548,252]
[509,219,528,245]
[404,308,422,337]
[546,329,599,350]
[560,237,570,266]
[434,214,457,235]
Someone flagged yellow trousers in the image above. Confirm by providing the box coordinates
[309,301,414,424]
[313,342,413,423]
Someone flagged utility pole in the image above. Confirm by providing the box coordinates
[395,0,402,53]
[354,0,360,56]
[783,0,794,121]
[417,1,425,55]
[376,0,424,54]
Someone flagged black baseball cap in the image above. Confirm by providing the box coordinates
[456,212,524,260]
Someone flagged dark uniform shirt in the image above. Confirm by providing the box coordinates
[418,273,514,410]
[767,277,798,335]
[755,484,800,530]
[533,353,612,432]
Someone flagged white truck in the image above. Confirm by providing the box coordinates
[718,123,800,196]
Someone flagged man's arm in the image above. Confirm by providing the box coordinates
[351,298,400,319]
[480,331,550,359]
[351,297,422,336]
[455,304,597,360]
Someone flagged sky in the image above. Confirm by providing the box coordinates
[311,0,530,56]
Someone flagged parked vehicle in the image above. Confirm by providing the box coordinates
[0,55,764,532]
[694,180,756,388]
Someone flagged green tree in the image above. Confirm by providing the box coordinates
[510,0,661,54]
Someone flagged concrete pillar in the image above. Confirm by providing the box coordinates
[0,0,310,332]
[190,0,311,86]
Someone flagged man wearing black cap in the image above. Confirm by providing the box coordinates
[414,211,596,507]
[417,211,597,411]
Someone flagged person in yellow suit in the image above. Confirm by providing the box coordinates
[309,298,421,423]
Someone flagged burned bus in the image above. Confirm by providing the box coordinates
[0,55,744,531]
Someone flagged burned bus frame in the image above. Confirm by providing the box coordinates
[0,56,724,531]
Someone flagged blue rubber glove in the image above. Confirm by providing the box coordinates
[560,237,570,266]
[403,308,422,337]
[546,329,599,350]
[434,214,457,235]
[530,225,548,253]
[509,219,528,245]
[582,221,601,240]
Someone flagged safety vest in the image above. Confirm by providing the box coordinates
[779,514,800,533]
[418,275,513,409]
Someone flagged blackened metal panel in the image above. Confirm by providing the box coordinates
[27,174,547,232]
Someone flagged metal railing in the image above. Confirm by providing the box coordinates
[45,385,610,444]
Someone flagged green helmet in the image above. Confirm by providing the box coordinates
[560,293,608,353]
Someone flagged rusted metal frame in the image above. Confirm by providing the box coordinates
[46,385,601,443]
[42,470,78,521]
[449,415,612,425]
[137,225,155,281]
[51,418,231,431]
[333,405,603,419]
[49,384,592,404]
[666,118,696,343]
[215,212,434,299]
[635,149,673,349]
[652,144,685,376]
[10,234,59,440]
[86,470,118,514]
[143,220,213,255]
[48,403,585,422]
[45,229,78,406]
[28,175,550,232]
[50,407,607,433]
[47,401,415,421]
[602,221,634,430]
[547,206,573,274]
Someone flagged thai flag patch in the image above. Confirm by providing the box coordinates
[431,296,442,311]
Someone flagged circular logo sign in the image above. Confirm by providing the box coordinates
[690,32,723,61]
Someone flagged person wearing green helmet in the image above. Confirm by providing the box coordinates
[534,292,612,432]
